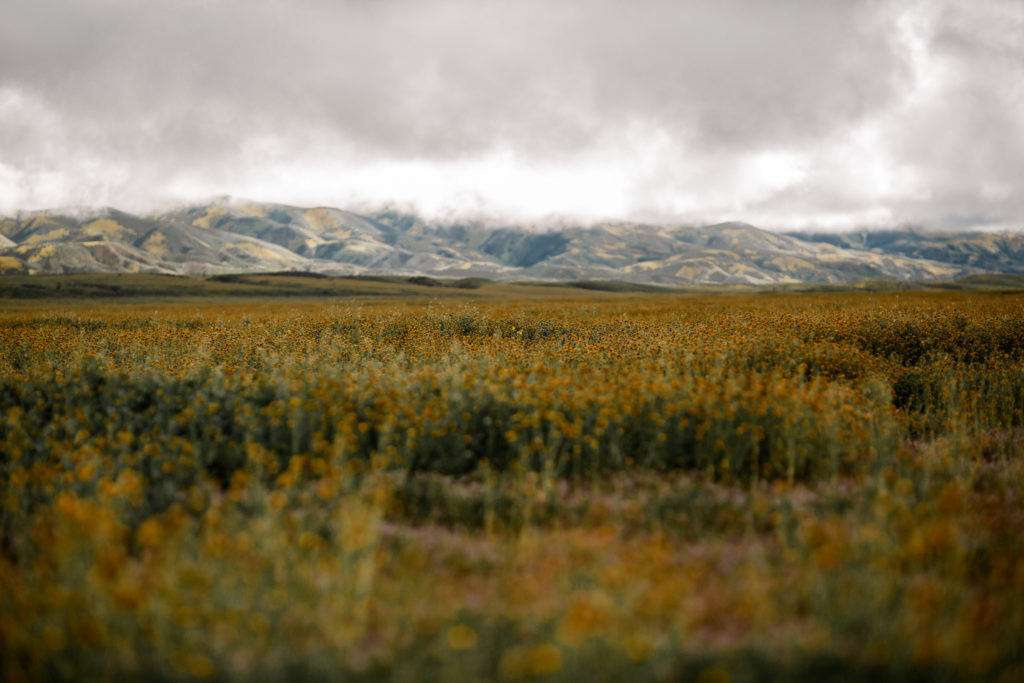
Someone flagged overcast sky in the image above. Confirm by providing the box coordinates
[1,0,1021,229]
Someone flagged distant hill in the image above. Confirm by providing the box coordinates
[2,198,1022,284]
[788,229,1024,276]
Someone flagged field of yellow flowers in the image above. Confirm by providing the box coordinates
[2,291,1024,681]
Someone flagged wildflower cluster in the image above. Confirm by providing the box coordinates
[1,291,1023,680]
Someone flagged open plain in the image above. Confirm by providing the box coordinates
[2,285,1024,681]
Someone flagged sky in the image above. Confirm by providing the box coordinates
[0,0,1022,230]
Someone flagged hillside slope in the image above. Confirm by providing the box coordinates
[2,199,1019,284]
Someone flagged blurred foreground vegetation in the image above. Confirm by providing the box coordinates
[2,291,1024,681]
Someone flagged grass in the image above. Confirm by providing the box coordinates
[2,291,1024,681]
[1,271,1023,302]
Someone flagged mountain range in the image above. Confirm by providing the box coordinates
[2,198,1023,285]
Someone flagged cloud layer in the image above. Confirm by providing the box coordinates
[1,0,1021,228]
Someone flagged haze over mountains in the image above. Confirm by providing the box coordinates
[2,199,1023,285]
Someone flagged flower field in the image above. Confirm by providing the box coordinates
[2,291,1024,681]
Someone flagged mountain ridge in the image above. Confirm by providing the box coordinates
[2,199,1023,284]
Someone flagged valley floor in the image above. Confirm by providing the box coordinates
[2,291,1023,681]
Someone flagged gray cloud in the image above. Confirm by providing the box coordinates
[0,0,1021,228]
